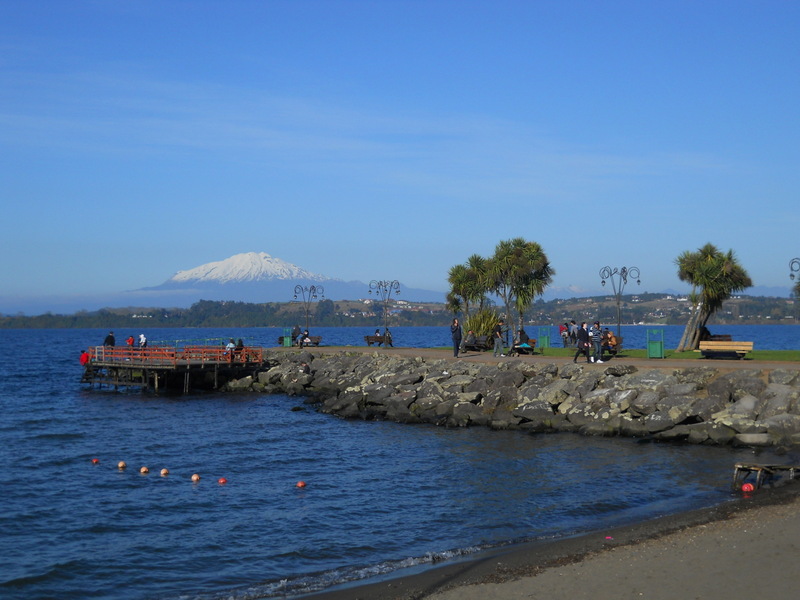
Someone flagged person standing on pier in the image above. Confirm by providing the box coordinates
[103,331,115,346]
[138,334,147,349]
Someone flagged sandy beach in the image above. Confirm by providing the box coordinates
[306,478,799,600]
[294,346,800,600]
[424,491,800,600]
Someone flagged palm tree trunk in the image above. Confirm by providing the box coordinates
[676,309,697,352]
[676,290,699,352]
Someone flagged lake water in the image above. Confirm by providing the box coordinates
[105,323,800,351]
[0,327,797,600]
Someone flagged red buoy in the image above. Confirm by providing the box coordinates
[296,481,306,488]
[742,482,755,492]
[91,458,100,464]
[218,477,227,485]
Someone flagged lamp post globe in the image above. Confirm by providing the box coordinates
[368,280,401,331]
[599,266,640,340]
[292,284,324,330]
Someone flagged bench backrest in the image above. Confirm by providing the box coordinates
[708,334,733,342]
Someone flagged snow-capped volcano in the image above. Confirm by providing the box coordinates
[169,252,329,284]
[132,251,444,305]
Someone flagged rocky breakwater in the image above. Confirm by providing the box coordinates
[224,351,800,448]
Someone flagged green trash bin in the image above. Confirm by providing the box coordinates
[646,329,664,359]
[536,327,551,352]
[283,328,293,347]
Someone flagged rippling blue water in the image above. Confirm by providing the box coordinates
[77,323,799,350]
[0,328,796,600]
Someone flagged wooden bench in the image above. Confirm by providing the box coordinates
[277,335,322,347]
[365,335,393,347]
[697,340,753,359]
[462,335,492,352]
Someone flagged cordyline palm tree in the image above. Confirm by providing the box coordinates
[446,254,490,320]
[486,238,554,337]
[675,243,752,351]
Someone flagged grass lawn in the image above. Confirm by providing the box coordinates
[533,347,800,361]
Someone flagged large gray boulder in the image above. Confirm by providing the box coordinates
[758,384,800,420]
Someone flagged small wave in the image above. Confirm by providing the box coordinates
[1,559,87,589]
[32,432,86,441]
[192,545,485,599]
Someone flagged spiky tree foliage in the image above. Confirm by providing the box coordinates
[486,238,554,334]
[446,254,490,319]
[675,243,753,351]
[463,307,501,339]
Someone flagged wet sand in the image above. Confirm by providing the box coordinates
[304,483,799,600]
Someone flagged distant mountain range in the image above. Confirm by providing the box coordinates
[0,251,792,316]
[130,251,445,306]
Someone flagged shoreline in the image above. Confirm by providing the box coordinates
[302,481,800,600]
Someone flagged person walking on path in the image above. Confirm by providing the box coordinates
[590,321,604,363]
[450,318,462,358]
[493,319,505,357]
[573,322,592,363]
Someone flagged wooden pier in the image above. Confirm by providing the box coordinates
[732,463,799,490]
[81,345,268,393]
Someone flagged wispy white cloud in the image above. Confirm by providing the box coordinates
[1,68,730,204]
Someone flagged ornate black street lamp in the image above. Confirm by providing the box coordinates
[293,284,324,330]
[790,258,800,283]
[368,280,400,331]
[599,266,640,339]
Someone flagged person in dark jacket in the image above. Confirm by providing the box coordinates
[590,321,604,363]
[103,331,115,347]
[450,318,462,358]
[573,322,592,363]
[493,319,505,357]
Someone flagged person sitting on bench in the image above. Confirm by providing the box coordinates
[511,329,533,354]
[602,328,619,356]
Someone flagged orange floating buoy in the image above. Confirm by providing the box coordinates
[296,481,306,488]
[118,461,127,470]
[218,477,227,485]
[140,466,149,474]
[91,458,100,464]
[191,473,201,482]
[160,468,169,477]
[742,482,755,492]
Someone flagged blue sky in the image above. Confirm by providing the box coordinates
[1,0,799,311]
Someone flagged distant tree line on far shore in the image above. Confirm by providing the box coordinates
[1,294,796,330]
